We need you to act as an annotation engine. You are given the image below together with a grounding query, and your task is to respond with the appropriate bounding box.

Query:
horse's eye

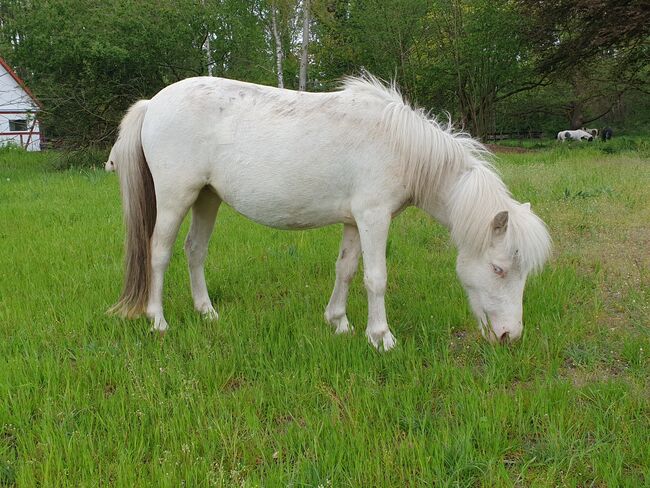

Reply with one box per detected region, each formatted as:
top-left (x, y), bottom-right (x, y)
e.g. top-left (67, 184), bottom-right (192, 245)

top-left (492, 264), bottom-right (504, 276)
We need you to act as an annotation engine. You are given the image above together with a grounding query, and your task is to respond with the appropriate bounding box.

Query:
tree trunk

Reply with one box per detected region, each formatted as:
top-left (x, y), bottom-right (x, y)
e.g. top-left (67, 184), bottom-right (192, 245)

top-left (299, 0), bottom-right (310, 91)
top-left (201, 0), bottom-right (213, 76)
top-left (271, 3), bottom-right (284, 88)
top-left (568, 101), bottom-right (584, 129)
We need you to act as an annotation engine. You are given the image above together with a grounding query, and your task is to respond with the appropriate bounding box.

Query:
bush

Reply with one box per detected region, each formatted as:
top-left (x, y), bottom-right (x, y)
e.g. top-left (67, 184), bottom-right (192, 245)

top-left (599, 136), bottom-right (650, 156)
top-left (0, 145), bottom-right (52, 171)
top-left (51, 147), bottom-right (110, 170)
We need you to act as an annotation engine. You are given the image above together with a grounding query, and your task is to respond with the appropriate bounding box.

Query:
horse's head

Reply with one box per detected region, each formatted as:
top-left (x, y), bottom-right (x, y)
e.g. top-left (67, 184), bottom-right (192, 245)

top-left (455, 203), bottom-right (550, 344)
top-left (577, 130), bottom-right (594, 142)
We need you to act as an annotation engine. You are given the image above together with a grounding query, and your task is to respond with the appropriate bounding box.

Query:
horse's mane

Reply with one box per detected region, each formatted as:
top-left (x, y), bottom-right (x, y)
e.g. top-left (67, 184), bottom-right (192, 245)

top-left (341, 75), bottom-right (488, 205)
top-left (446, 165), bottom-right (552, 274)
top-left (341, 74), bottom-right (551, 273)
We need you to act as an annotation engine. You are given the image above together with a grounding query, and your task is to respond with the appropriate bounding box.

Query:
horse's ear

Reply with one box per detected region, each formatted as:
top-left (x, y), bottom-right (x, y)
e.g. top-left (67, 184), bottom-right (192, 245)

top-left (522, 202), bottom-right (531, 211)
top-left (492, 211), bottom-right (509, 235)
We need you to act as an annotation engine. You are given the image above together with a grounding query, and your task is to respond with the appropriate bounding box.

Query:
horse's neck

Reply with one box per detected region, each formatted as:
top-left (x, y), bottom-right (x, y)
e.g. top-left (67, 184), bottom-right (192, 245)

top-left (419, 162), bottom-right (512, 249)
top-left (416, 164), bottom-right (469, 228)
top-left (418, 191), bottom-right (453, 227)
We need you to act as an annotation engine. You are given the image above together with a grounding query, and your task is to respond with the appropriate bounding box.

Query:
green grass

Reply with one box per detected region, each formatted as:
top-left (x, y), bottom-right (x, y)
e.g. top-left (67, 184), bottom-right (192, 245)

top-left (1, 143), bottom-right (649, 486)
top-left (493, 135), bottom-right (650, 158)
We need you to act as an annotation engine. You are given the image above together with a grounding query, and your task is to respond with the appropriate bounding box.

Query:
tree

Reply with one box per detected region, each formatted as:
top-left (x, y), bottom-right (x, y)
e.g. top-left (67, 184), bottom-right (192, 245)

top-left (270, 1), bottom-right (285, 87)
top-left (1, 0), bottom-right (647, 146)
top-left (299, 0), bottom-right (310, 90)
top-left (515, 0), bottom-right (650, 130)
top-left (1, 0), bottom-right (277, 145)
top-left (312, 0), bottom-right (432, 95)
top-left (2, 0), bottom-right (208, 144)
top-left (520, 0), bottom-right (650, 73)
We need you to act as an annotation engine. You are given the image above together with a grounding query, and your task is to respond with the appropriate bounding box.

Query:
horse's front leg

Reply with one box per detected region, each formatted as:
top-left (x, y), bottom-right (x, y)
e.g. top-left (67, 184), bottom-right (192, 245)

top-left (325, 223), bottom-right (361, 334)
top-left (354, 208), bottom-right (396, 351)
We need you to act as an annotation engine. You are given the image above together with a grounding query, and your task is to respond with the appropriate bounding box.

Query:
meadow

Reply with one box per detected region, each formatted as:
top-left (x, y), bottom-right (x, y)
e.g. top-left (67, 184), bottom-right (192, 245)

top-left (1, 140), bottom-right (648, 486)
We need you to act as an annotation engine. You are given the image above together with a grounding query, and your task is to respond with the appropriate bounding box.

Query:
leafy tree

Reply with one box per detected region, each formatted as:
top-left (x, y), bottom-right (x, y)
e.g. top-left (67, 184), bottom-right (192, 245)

top-left (312, 0), bottom-right (431, 95)
top-left (520, 0), bottom-right (650, 73)
top-left (0, 0), bottom-right (647, 146)
top-left (514, 0), bottom-right (650, 131)
top-left (3, 0), bottom-right (207, 144)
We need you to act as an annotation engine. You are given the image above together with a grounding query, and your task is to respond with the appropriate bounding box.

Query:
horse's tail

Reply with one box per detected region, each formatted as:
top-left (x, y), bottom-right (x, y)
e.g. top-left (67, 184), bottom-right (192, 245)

top-left (108, 100), bottom-right (156, 318)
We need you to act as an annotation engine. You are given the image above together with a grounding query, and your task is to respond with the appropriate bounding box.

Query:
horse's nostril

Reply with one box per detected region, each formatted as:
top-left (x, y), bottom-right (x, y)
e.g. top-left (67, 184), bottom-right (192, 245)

top-left (499, 331), bottom-right (510, 343)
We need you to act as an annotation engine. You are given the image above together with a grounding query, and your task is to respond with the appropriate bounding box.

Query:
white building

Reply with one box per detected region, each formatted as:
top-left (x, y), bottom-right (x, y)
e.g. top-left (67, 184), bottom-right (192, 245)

top-left (0, 57), bottom-right (42, 151)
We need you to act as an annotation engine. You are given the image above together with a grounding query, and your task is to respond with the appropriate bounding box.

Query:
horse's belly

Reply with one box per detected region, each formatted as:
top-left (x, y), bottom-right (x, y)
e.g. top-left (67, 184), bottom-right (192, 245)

top-left (228, 199), bottom-right (352, 230)
top-left (210, 164), bottom-right (354, 229)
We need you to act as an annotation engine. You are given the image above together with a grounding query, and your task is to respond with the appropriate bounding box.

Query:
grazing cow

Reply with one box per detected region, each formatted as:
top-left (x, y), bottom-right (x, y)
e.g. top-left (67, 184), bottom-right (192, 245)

top-left (557, 129), bottom-right (594, 142)
top-left (601, 127), bottom-right (613, 141)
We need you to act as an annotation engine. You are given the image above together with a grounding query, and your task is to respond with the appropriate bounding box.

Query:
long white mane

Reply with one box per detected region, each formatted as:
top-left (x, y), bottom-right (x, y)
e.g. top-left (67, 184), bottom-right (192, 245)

top-left (341, 75), bottom-right (551, 274)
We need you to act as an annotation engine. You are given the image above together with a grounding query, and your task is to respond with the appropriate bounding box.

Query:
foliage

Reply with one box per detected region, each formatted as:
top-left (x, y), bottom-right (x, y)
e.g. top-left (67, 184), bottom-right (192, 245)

top-left (0, 0), bottom-right (647, 145)
top-left (50, 147), bottom-right (110, 170)
top-left (2, 0), bottom-right (206, 145)
top-left (519, 0), bottom-right (650, 73)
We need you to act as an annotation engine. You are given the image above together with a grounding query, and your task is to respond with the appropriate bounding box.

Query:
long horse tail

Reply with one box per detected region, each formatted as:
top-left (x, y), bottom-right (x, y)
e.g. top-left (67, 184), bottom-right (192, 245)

top-left (108, 100), bottom-right (156, 318)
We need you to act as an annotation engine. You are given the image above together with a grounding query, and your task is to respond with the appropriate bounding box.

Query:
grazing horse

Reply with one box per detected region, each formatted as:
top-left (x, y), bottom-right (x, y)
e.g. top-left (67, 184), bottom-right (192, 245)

top-left (601, 127), bottom-right (613, 141)
top-left (583, 128), bottom-right (599, 138)
top-left (557, 129), bottom-right (594, 142)
top-left (108, 76), bottom-right (551, 349)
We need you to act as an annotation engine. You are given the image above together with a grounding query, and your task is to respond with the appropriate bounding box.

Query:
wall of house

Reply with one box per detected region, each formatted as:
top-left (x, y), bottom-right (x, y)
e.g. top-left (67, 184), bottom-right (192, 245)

top-left (0, 66), bottom-right (41, 151)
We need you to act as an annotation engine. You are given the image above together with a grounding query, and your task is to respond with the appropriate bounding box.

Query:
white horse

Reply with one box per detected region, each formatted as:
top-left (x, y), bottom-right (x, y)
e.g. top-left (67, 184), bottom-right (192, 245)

top-left (108, 75), bottom-right (551, 349)
top-left (557, 129), bottom-right (594, 142)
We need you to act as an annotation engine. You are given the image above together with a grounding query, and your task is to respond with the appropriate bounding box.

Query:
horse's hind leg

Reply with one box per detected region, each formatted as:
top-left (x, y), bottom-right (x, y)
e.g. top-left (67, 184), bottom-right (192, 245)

top-left (325, 224), bottom-right (361, 334)
top-left (147, 193), bottom-right (195, 333)
top-left (185, 187), bottom-right (221, 320)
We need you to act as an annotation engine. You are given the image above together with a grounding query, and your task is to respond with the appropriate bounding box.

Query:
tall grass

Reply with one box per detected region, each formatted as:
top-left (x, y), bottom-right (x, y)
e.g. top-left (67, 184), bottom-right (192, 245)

top-left (1, 145), bottom-right (648, 486)
top-left (494, 135), bottom-right (650, 158)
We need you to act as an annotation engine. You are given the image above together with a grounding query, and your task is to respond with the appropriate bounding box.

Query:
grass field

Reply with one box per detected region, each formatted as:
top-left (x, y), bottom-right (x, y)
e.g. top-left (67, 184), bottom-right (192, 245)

top-left (1, 140), bottom-right (649, 486)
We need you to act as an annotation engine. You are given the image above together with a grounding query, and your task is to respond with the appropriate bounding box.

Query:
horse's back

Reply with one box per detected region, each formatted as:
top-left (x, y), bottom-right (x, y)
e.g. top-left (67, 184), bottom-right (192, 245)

top-left (140, 77), bottom-right (409, 229)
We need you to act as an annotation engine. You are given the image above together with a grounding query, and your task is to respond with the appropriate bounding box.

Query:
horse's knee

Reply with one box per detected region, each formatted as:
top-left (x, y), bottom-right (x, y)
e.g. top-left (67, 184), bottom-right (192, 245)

top-left (184, 234), bottom-right (206, 264)
top-left (183, 234), bottom-right (194, 256)
top-left (336, 253), bottom-right (358, 282)
top-left (364, 271), bottom-right (386, 295)
top-left (183, 235), bottom-right (200, 264)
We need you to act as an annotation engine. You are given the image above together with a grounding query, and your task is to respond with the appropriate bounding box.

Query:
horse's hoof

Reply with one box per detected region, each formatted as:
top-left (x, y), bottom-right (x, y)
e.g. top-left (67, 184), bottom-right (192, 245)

top-left (334, 317), bottom-right (353, 334)
top-left (201, 307), bottom-right (219, 321)
top-left (325, 312), bottom-right (353, 334)
top-left (367, 329), bottom-right (396, 351)
top-left (336, 322), bottom-right (354, 334)
top-left (149, 326), bottom-right (167, 338)
top-left (150, 316), bottom-right (169, 335)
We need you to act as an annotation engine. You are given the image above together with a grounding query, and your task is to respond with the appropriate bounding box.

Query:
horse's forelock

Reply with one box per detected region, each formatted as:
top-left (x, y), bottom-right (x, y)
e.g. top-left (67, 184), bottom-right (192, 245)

top-left (506, 205), bottom-right (552, 274)
top-left (448, 165), bottom-right (551, 274)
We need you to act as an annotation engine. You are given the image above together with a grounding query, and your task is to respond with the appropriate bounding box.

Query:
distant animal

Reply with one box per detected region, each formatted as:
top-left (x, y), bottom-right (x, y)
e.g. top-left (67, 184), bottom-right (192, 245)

top-left (601, 127), bottom-right (613, 141)
top-left (108, 75), bottom-right (551, 349)
top-left (557, 129), bottom-right (594, 142)
top-left (583, 128), bottom-right (599, 138)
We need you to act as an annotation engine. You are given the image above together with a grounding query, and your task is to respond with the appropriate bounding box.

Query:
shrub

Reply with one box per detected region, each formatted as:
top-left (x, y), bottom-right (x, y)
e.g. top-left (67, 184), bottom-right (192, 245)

top-left (51, 147), bottom-right (110, 170)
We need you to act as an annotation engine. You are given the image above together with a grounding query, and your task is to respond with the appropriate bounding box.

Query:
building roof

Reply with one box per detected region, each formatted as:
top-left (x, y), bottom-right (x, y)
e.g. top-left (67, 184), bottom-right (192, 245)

top-left (0, 57), bottom-right (43, 110)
